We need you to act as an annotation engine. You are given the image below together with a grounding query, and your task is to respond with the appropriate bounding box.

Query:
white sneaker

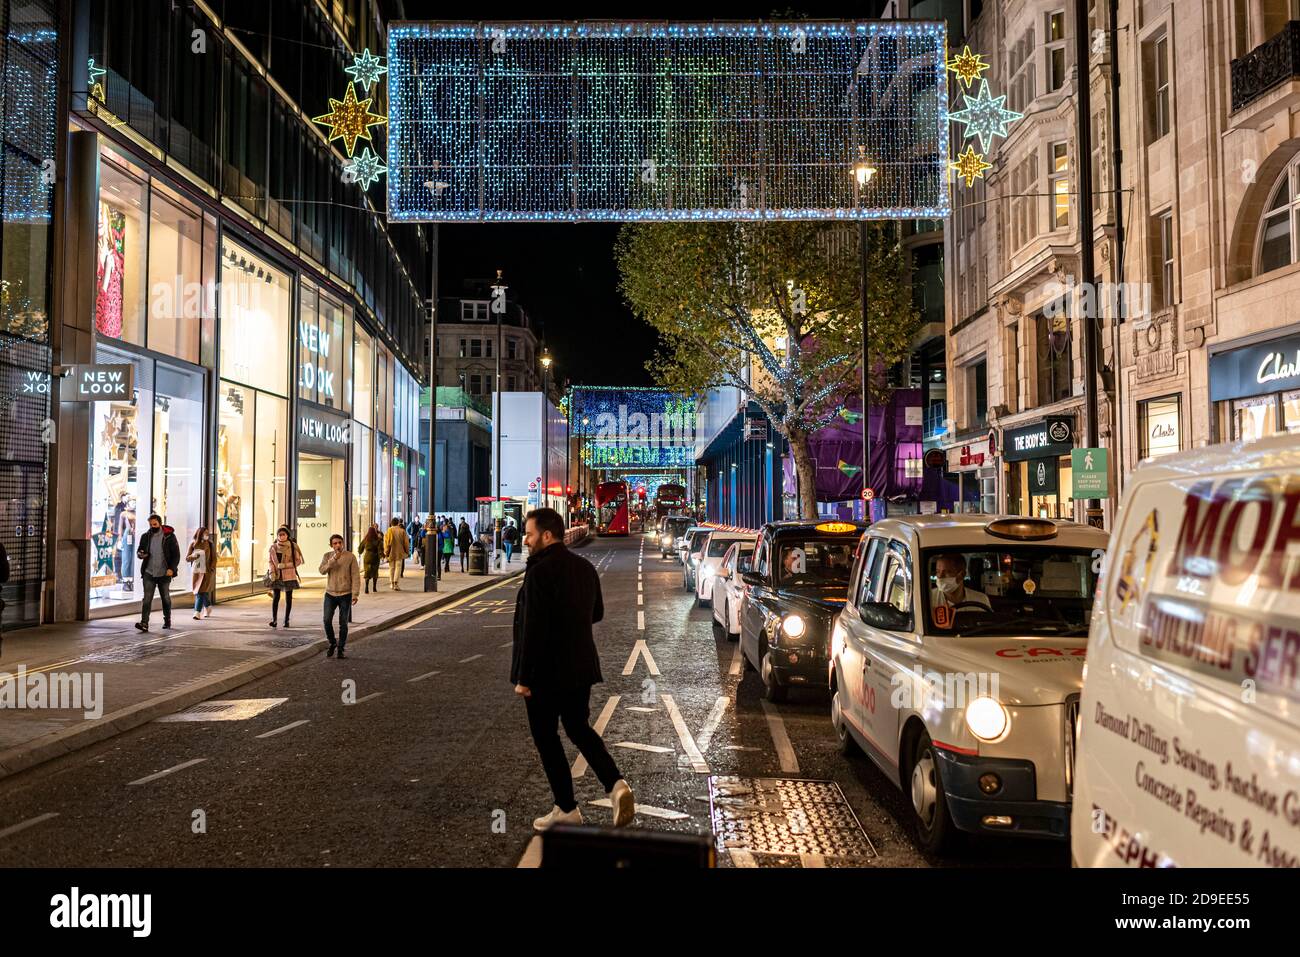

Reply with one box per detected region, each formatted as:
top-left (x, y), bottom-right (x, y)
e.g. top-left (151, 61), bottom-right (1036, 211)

top-left (611, 779), bottom-right (636, 827)
top-left (533, 805), bottom-right (583, 832)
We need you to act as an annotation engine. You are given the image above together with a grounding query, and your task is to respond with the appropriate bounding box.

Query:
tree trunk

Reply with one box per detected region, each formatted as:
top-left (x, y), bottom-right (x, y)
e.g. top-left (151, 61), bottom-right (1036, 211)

top-left (787, 426), bottom-right (820, 520)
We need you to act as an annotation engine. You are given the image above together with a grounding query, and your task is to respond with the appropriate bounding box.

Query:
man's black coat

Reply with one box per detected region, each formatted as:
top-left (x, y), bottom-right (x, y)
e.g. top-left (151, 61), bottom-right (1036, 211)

top-left (511, 542), bottom-right (604, 690)
top-left (135, 524), bottom-right (180, 577)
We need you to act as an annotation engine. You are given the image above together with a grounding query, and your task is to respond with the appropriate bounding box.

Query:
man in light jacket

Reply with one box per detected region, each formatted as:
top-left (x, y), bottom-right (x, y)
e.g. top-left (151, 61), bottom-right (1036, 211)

top-left (320, 534), bottom-right (360, 659)
top-left (382, 517), bottom-right (410, 590)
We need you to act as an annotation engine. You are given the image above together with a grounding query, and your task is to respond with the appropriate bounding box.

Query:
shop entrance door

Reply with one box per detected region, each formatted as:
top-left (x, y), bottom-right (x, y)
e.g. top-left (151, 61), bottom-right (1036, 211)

top-left (297, 453), bottom-right (345, 576)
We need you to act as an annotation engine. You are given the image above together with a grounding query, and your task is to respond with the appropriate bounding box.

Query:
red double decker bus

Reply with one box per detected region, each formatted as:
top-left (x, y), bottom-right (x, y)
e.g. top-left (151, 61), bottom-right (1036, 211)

top-left (595, 480), bottom-right (630, 536)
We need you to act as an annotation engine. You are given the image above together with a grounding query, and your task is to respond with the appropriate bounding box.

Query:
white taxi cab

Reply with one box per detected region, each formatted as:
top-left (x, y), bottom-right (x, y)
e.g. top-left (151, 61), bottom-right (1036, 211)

top-left (830, 515), bottom-right (1108, 852)
top-left (1073, 434), bottom-right (1300, 868)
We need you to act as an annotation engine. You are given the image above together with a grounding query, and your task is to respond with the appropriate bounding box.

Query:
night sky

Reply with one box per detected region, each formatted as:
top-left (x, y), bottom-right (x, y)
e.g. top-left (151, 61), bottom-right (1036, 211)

top-left (409, 3), bottom-right (891, 389)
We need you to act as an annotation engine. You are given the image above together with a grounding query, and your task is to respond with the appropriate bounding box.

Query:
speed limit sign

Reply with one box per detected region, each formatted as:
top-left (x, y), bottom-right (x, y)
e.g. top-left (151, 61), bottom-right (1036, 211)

top-left (861, 487), bottom-right (875, 501)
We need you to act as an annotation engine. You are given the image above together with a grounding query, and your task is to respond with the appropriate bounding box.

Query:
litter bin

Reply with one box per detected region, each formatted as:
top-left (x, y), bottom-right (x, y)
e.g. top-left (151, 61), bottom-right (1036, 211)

top-left (468, 541), bottom-right (487, 576)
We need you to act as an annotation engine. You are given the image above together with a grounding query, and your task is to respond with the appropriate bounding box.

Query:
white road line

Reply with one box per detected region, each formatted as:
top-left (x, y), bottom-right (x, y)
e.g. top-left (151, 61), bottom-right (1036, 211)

top-left (256, 719), bottom-right (309, 739)
top-left (695, 696), bottom-right (730, 752)
top-left (760, 700), bottom-right (800, 773)
top-left (588, 798), bottom-right (688, 821)
top-left (637, 610), bottom-right (645, 630)
top-left (458, 654), bottom-right (483, 664)
top-left (499, 641), bottom-right (512, 648)
top-left (728, 643), bottom-right (743, 676)
top-left (613, 741), bottom-right (674, 754)
top-left (0, 812), bottom-right (59, 840)
top-left (407, 670), bottom-right (442, 683)
top-left (621, 640), bottom-right (660, 676)
top-left (127, 758), bottom-right (207, 786)
top-left (572, 694), bottom-right (620, 779)
top-left (660, 694), bottom-right (709, 773)
top-left (625, 705), bottom-right (657, 713)
top-left (637, 581), bottom-right (642, 591)
top-left (354, 692), bottom-right (384, 704)
top-left (395, 579), bottom-right (518, 629)
top-left (637, 594), bottom-right (643, 605)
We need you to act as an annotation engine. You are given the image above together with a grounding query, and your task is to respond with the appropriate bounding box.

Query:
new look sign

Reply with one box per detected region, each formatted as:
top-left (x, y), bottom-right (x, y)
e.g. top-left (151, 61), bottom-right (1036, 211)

top-left (60, 364), bottom-right (134, 401)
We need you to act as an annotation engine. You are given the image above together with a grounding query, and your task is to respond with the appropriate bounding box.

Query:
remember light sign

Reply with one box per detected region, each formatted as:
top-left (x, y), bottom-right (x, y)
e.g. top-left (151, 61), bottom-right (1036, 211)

top-left (61, 364), bottom-right (133, 401)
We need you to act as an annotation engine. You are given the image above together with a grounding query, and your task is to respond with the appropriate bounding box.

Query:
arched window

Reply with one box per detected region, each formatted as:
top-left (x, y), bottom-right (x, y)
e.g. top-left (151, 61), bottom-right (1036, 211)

top-left (1258, 155), bottom-right (1300, 275)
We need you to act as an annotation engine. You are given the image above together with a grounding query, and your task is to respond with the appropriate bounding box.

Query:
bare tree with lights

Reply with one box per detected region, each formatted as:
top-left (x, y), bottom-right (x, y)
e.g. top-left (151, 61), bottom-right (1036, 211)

top-left (616, 221), bottom-right (920, 520)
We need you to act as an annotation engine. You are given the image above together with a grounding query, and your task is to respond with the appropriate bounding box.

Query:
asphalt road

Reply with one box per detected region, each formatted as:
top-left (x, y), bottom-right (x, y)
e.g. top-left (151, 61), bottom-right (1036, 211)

top-left (0, 534), bottom-right (1064, 867)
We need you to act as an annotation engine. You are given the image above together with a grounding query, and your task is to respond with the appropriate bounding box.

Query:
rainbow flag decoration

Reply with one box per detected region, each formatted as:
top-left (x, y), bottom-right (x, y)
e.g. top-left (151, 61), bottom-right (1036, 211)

top-left (836, 459), bottom-right (861, 477)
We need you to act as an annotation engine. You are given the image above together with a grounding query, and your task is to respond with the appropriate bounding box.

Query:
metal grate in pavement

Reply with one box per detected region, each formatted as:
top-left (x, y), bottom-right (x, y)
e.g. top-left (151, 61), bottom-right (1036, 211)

top-left (156, 698), bottom-right (288, 722)
top-left (708, 776), bottom-right (876, 866)
top-left (253, 635), bottom-right (321, 649)
top-left (81, 642), bottom-right (178, 663)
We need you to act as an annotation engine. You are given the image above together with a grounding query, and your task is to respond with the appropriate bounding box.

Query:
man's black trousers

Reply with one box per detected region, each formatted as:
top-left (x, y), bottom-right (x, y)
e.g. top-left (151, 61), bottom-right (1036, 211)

top-left (524, 684), bottom-right (621, 813)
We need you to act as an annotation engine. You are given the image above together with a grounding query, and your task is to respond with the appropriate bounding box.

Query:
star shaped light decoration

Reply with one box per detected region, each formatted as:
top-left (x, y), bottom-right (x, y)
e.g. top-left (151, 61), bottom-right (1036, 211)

top-left (87, 57), bottom-right (106, 83)
top-left (946, 45), bottom-right (989, 89)
top-left (949, 80), bottom-right (1023, 153)
top-left (345, 48), bottom-right (388, 92)
top-left (311, 84), bottom-right (387, 157)
top-left (951, 145), bottom-right (993, 188)
top-left (345, 146), bottom-right (387, 190)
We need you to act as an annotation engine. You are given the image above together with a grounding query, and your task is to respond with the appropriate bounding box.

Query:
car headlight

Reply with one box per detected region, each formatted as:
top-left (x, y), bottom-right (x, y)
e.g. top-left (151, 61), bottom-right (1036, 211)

top-left (782, 614), bottom-right (806, 638)
top-left (965, 696), bottom-right (1010, 741)
top-left (661, 535), bottom-right (672, 545)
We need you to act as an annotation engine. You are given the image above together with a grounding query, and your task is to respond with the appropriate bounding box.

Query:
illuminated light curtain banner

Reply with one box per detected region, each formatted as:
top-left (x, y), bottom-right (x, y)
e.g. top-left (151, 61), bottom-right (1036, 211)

top-left (386, 20), bottom-right (948, 222)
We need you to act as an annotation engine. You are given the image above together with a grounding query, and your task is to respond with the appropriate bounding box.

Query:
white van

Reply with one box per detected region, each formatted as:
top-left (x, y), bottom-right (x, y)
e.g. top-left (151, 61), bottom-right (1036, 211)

top-left (1072, 433), bottom-right (1300, 868)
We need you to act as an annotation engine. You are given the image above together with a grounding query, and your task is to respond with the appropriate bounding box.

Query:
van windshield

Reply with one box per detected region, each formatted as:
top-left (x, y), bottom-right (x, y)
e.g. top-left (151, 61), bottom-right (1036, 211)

top-left (921, 546), bottom-right (1102, 637)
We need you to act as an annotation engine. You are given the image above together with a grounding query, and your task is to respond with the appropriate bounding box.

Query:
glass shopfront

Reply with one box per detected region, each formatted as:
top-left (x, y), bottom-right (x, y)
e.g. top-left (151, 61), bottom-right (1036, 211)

top-left (216, 240), bottom-right (291, 590)
top-left (1211, 329), bottom-right (1300, 442)
top-left (296, 404), bottom-right (349, 576)
top-left (1003, 417), bottom-right (1075, 519)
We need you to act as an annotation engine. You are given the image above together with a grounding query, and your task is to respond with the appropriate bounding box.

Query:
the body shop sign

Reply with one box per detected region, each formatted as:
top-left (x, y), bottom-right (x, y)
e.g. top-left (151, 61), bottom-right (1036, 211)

top-left (60, 364), bottom-right (133, 401)
top-left (1004, 416), bottom-right (1075, 462)
top-left (1210, 331), bottom-right (1300, 402)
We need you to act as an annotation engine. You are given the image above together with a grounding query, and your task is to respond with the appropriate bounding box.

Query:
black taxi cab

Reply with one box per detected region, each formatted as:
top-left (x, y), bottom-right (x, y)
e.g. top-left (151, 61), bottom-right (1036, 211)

top-left (739, 519), bottom-right (868, 702)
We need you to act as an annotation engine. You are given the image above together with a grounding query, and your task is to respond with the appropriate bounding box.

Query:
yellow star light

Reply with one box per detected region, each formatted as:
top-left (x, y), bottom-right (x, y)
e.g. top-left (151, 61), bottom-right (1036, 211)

top-left (311, 84), bottom-right (387, 157)
top-left (951, 145), bottom-right (992, 188)
top-left (946, 45), bottom-right (990, 89)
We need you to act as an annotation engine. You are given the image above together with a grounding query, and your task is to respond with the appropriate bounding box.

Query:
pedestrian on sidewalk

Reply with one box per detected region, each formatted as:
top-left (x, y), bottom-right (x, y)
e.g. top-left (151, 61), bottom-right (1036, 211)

top-left (267, 525), bottom-right (303, 628)
top-left (441, 519), bottom-right (455, 572)
top-left (319, 533), bottom-right (360, 659)
top-left (502, 519), bottom-right (519, 563)
top-left (187, 526), bottom-right (217, 620)
top-left (407, 515), bottom-right (424, 567)
top-left (359, 524), bottom-right (381, 593)
top-left (457, 519), bottom-right (473, 572)
top-left (134, 514), bottom-right (179, 633)
top-left (383, 517), bottom-right (409, 590)
top-left (512, 507), bottom-right (635, 831)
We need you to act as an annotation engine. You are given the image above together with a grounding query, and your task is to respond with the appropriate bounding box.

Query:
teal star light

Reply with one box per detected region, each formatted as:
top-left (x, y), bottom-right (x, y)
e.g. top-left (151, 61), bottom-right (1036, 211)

top-left (345, 146), bottom-right (387, 190)
top-left (948, 79), bottom-right (1022, 153)
top-left (87, 57), bottom-right (106, 83)
top-left (345, 48), bottom-right (387, 92)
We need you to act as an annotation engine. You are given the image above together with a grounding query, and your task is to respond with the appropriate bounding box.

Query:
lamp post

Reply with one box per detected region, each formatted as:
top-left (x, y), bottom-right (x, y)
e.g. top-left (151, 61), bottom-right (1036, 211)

top-left (424, 224), bottom-right (439, 592)
top-left (852, 149), bottom-right (877, 521)
top-left (491, 270), bottom-right (507, 567)
top-left (581, 415), bottom-right (590, 523)
top-left (541, 347), bottom-right (552, 512)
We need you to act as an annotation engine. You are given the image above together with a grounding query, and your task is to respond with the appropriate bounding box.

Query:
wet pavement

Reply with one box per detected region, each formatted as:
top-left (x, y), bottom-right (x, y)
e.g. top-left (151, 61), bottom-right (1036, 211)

top-left (0, 533), bottom-right (1065, 867)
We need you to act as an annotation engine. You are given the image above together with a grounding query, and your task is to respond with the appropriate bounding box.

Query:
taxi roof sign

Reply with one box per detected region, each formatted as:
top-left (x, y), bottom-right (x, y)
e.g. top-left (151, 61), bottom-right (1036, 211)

top-left (815, 521), bottom-right (860, 534)
top-left (984, 518), bottom-right (1059, 541)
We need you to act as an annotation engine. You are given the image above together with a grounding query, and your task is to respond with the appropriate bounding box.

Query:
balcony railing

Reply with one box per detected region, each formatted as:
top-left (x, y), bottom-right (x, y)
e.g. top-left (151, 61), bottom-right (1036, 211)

top-left (1232, 21), bottom-right (1300, 113)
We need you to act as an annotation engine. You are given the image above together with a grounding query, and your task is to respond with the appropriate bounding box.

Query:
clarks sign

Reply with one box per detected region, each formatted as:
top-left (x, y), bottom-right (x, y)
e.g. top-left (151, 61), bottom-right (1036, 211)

top-left (1210, 333), bottom-right (1300, 402)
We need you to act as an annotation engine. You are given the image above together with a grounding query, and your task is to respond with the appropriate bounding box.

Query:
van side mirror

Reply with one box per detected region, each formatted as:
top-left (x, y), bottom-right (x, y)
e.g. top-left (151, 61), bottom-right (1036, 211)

top-left (860, 601), bottom-right (911, 632)
top-left (741, 571), bottom-right (765, 587)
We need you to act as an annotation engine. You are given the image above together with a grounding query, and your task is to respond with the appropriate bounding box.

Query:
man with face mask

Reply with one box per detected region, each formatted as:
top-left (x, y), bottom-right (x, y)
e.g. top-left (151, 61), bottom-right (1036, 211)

top-left (930, 553), bottom-right (991, 621)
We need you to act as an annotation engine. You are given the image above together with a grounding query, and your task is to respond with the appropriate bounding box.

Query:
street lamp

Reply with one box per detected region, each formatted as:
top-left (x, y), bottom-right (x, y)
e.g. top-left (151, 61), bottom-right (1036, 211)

top-left (852, 147), bottom-right (876, 521)
top-left (491, 270), bottom-right (507, 566)
top-left (541, 347), bottom-right (552, 511)
top-left (581, 415), bottom-right (590, 522)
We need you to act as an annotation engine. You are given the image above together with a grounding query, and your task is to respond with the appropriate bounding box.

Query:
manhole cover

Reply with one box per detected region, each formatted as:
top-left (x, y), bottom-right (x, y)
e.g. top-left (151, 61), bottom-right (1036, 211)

top-left (708, 776), bottom-right (876, 866)
top-left (82, 643), bottom-right (176, 663)
top-left (254, 635), bottom-right (320, 649)
top-left (157, 698), bottom-right (288, 722)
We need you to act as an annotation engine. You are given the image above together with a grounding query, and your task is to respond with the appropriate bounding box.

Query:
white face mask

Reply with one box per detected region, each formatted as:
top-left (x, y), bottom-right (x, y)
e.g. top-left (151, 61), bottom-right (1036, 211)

top-left (936, 576), bottom-right (963, 597)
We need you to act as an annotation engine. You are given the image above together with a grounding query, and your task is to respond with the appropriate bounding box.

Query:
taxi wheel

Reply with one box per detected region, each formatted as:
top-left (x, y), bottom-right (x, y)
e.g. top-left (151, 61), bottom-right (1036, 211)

top-left (761, 648), bottom-right (789, 703)
top-left (831, 687), bottom-right (858, 757)
top-left (909, 734), bottom-right (956, 854)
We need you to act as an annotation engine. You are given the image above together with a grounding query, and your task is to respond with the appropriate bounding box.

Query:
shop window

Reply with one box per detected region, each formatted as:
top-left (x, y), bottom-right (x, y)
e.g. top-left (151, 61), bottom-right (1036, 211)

top-left (298, 283), bottom-right (351, 412)
top-left (1138, 394), bottom-right (1181, 458)
top-left (146, 185), bottom-right (204, 364)
top-left (152, 363), bottom-right (205, 564)
top-left (215, 383), bottom-right (287, 588)
top-left (88, 347), bottom-right (153, 608)
top-left (1232, 395), bottom-right (1277, 441)
top-left (352, 422), bottom-right (373, 551)
top-left (354, 329), bottom-right (374, 427)
top-left (96, 159), bottom-right (148, 346)
top-left (219, 240), bottom-right (290, 396)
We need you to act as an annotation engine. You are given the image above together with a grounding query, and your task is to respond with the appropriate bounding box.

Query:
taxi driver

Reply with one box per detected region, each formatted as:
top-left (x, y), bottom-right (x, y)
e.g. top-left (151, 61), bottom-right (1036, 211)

top-left (930, 553), bottom-right (992, 621)
top-left (782, 546), bottom-right (806, 577)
